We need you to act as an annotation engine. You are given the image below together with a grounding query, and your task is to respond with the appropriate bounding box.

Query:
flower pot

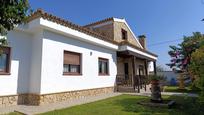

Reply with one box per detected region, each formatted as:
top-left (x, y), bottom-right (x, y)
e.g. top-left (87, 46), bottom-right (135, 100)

top-left (150, 80), bottom-right (162, 103)
top-left (151, 80), bottom-right (159, 85)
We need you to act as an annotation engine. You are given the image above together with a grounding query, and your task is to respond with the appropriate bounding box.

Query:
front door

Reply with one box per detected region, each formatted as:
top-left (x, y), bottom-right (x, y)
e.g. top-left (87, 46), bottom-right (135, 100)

top-left (124, 63), bottom-right (129, 79)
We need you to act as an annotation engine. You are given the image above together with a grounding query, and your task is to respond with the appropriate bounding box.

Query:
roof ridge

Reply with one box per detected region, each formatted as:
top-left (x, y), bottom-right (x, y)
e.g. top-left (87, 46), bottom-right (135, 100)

top-left (83, 17), bottom-right (114, 27)
top-left (26, 9), bottom-right (117, 44)
top-left (25, 9), bottom-right (157, 57)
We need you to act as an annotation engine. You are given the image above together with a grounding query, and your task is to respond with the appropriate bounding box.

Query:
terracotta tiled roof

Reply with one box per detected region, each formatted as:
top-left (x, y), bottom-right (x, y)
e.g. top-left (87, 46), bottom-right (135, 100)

top-left (26, 9), bottom-right (118, 45)
top-left (83, 17), bottom-right (114, 28)
top-left (26, 9), bottom-right (157, 57)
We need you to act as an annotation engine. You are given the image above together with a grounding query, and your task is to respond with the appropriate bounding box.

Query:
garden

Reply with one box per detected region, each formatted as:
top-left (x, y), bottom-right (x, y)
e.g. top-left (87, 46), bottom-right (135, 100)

top-left (8, 94), bottom-right (204, 115)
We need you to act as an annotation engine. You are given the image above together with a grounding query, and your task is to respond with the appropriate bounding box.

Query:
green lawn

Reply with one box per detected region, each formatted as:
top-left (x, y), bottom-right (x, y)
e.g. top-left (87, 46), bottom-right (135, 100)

top-left (8, 94), bottom-right (204, 115)
top-left (7, 112), bottom-right (22, 115)
top-left (39, 94), bottom-right (203, 115)
top-left (163, 86), bottom-right (200, 93)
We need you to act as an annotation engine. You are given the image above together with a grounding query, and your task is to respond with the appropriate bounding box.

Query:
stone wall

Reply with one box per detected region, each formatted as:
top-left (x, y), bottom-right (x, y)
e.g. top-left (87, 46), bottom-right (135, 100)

top-left (39, 87), bottom-right (114, 105)
top-left (92, 23), bottom-right (114, 40)
top-left (0, 87), bottom-right (114, 107)
top-left (113, 22), bottom-right (141, 48)
top-left (18, 87), bottom-right (114, 106)
top-left (117, 57), bottom-right (133, 76)
top-left (135, 58), bottom-right (146, 75)
top-left (0, 95), bottom-right (18, 107)
top-left (18, 94), bottom-right (40, 105)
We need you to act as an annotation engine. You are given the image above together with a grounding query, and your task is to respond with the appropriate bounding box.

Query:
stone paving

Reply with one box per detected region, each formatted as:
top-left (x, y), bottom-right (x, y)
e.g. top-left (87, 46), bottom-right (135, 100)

top-left (124, 92), bottom-right (198, 97)
top-left (0, 93), bottom-right (122, 115)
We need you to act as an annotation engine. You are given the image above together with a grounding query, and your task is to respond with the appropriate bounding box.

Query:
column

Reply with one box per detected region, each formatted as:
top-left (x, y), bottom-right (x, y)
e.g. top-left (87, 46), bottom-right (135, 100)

top-left (153, 61), bottom-right (157, 75)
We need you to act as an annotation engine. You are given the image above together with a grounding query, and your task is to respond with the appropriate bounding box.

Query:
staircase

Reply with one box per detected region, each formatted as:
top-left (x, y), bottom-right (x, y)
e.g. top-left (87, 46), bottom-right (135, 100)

top-left (116, 86), bottom-right (135, 92)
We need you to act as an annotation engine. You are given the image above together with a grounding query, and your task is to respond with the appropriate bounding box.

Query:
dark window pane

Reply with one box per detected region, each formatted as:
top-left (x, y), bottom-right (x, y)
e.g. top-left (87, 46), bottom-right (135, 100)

top-left (63, 51), bottom-right (81, 75)
top-left (105, 62), bottom-right (108, 73)
top-left (98, 58), bottom-right (109, 75)
top-left (121, 29), bottom-right (127, 40)
top-left (99, 61), bottom-right (102, 73)
top-left (63, 64), bottom-right (80, 73)
top-left (0, 54), bottom-right (7, 72)
top-left (70, 65), bottom-right (79, 73)
top-left (63, 64), bottom-right (70, 73)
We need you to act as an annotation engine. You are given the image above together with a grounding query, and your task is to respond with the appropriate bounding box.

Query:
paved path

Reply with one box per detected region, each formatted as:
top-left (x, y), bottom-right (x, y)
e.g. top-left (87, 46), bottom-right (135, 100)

top-left (0, 93), bottom-right (122, 115)
top-left (124, 92), bottom-right (198, 97)
top-left (132, 84), bottom-right (198, 97)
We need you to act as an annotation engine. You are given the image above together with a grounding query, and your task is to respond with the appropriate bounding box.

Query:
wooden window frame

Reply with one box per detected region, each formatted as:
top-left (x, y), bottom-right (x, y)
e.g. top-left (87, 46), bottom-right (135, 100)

top-left (121, 29), bottom-right (128, 40)
top-left (0, 46), bottom-right (11, 75)
top-left (63, 50), bottom-right (82, 76)
top-left (98, 57), bottom-right (109, 76)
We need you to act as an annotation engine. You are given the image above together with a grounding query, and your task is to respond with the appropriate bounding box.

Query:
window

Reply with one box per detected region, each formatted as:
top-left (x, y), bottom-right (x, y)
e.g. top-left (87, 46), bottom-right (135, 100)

top-left (0, 47), bottom-right (11, 74)
top-left (63, 51), bottom-right (81, 75)
top-left (121, 29), bottom-right (127, 40)
top-left (139, 65), bottom-right (144, 76)
top-left (98, 58), bottom-right (109, 75)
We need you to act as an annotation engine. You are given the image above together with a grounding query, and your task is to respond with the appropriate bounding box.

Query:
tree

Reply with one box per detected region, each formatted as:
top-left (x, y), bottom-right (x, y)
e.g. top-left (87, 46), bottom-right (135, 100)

top-left (167, 32), bottom-right (204, 72)
top-left (0, 0), bottom-right (31, 46)
top-left (189, 46), bottom-right (204, 96)
top-left (167, 32), bottom-right (204, 90)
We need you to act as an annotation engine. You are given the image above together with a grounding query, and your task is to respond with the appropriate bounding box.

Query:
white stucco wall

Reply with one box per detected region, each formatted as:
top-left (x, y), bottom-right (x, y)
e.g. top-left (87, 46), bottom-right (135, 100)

top-left (40, 30), bottom-right (117, 94)
top-left (0, 30), bottom-right (33, 96)
top-left (28, 30), bottom-right (43, 94)
top-left (0, 17), bottom-right (157, 96)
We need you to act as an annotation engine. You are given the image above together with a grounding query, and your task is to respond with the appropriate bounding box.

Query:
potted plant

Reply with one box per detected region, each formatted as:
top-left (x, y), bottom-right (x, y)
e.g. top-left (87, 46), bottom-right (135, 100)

top-left (149, 75), bottom-right (163, 103)
top-left (150, 75), bottom-right (160, 85)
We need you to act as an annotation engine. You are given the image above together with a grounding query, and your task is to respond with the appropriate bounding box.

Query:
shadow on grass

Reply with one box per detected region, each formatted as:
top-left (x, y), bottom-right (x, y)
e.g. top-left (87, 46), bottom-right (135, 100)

top-left (164, 86), bottom-right (201, 94)
top-left (113, 95), bottom-right (172, 115)
top-left (114, 94), bottom-right (204, 115)
top-left (167, 95), bottom-right (204, 115)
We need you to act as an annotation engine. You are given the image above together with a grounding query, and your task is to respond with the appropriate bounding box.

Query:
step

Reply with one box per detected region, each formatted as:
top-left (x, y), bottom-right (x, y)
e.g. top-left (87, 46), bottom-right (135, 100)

top-left (117, 86), bottom-right (135, 92)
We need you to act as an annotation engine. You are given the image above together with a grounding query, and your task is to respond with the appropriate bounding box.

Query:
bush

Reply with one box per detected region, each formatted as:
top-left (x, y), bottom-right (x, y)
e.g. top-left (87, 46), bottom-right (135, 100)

top-left (189, 46), bottom-right (204, 98)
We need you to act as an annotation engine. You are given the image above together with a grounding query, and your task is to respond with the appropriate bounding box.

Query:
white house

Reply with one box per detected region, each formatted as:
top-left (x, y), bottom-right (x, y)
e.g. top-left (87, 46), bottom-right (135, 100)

top-left (0, 9), bottom-right (157, 106)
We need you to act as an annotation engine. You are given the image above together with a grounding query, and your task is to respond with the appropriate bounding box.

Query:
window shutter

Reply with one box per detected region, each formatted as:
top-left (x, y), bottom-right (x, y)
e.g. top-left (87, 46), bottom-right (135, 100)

top-left (64, 51), bottom-right (80, 65)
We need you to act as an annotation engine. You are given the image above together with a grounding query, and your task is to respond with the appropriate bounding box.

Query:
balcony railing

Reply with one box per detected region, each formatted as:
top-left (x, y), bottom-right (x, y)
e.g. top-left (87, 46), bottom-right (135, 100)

top-left (116, 74), bottom-right (133, 87)
top-left (116, 74), bottom-right (148, 92)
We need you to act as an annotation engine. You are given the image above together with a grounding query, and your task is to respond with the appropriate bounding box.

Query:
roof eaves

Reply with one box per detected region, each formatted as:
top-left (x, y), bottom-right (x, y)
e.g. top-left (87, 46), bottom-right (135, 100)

top-left (26, 9), bottom-right (118, 45)
top-left (26, 9), bottom-right (157, 58)
top-left (119, 41), bottom-right (158, 57)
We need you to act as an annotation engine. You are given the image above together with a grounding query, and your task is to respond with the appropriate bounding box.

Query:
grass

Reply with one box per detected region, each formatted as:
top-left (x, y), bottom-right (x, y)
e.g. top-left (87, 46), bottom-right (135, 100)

top-left (6, 112), bottom-right (22, 115)
top-left (163, 86), bottom-right (200, 93)
top-left (38, 94), bottom-right (203, 115)
top-left (8, 94), bottom-right (204, 115)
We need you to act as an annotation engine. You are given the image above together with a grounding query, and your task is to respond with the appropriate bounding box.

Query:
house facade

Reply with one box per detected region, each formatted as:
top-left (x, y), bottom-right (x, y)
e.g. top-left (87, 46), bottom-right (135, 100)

top-left (0, 9), bottom-right (157, 107)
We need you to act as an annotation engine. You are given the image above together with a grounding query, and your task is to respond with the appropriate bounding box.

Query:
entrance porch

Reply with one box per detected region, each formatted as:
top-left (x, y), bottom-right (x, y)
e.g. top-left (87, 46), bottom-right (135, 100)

top-left (116, 50), bottom-right (157, 93)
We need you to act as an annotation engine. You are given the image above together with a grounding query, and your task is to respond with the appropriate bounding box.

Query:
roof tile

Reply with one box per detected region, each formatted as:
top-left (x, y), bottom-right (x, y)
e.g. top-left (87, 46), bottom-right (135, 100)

top-left (26, 9), bottom-right (157, 57)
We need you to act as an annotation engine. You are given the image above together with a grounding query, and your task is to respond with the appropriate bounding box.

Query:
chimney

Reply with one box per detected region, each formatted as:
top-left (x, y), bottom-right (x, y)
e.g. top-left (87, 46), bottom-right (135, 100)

top-left (138, 35), bottom-right (147, 49)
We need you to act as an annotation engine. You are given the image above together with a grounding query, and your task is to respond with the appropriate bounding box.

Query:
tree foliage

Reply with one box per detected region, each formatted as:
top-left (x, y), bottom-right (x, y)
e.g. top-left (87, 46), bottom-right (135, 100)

top-left (189, 46), bottom-right (204, 95)
top-left (0, 0), bottom-right (30, 36)
top-left (167, 32), bottom-right (204, 72)
top-left (167, 32), bottom-right (204, 98)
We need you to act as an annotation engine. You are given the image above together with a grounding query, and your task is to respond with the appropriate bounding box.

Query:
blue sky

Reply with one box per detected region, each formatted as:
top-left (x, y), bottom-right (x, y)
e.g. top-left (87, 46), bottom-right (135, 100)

top-left (29, 0), bottom-right (204, 70)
